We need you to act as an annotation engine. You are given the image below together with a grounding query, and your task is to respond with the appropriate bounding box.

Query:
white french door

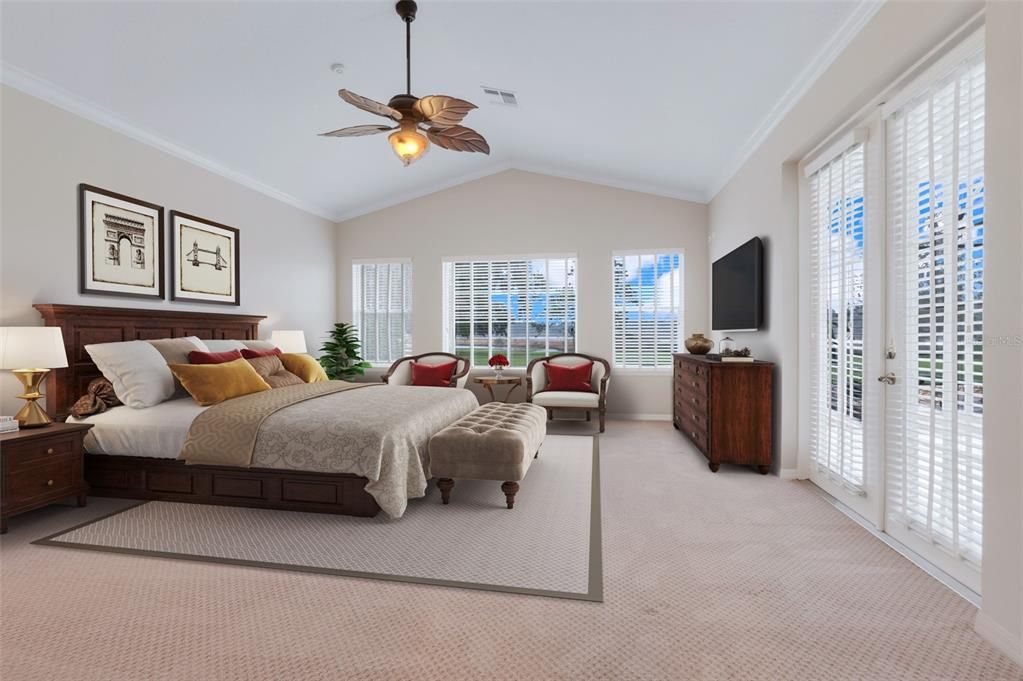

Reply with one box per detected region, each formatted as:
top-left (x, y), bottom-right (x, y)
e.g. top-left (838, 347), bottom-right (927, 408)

top-left (882, 47), bottom-right (985, 592)
top-left (807, 129), bottom-right (885, 524)
top-left (805, 32), bottom-right (985, 592)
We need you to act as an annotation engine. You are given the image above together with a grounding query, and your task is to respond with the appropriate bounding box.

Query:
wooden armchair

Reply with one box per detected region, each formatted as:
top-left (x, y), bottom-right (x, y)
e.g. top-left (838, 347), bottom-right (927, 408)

top-left (526, 353), bottom-right (611, 432)
top-left (381, 352), bottom-right (471, 389)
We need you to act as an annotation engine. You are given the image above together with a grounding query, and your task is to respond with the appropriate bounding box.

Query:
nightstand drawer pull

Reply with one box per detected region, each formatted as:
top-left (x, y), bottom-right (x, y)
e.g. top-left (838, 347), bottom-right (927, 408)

top-left (47, 448), bottom-right (54, 455)
top-left (46, 479), bottom-right (54, 487)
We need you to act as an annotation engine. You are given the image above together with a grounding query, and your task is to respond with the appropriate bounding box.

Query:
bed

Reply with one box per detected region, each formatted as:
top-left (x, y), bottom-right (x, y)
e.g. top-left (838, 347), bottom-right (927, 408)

top-left (36, 304), bottom-right (478, 518)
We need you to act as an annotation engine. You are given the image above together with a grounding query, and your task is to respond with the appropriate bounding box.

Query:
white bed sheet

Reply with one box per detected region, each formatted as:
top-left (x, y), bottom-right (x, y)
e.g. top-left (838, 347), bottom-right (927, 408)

top-left (67, 398), bottom-right (208, 459)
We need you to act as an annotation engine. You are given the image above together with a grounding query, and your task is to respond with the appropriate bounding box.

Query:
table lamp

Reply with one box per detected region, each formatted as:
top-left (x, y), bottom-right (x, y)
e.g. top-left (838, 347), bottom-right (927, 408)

top-left (0, 327), bottom-right (68, 427)
top-left (270, 330), bottom-right (307, 354)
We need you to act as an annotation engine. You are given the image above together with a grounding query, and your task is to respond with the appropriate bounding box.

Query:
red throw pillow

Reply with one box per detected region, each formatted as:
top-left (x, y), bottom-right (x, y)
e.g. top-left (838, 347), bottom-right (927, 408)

top-left (240, 347), bottom-right (282, 359)
top-left (189, 349), bottom-right (244, 365)
top-left (545, 361), bottom-right (594, 392)
top-left (410, 360), bottom-right (458, 387)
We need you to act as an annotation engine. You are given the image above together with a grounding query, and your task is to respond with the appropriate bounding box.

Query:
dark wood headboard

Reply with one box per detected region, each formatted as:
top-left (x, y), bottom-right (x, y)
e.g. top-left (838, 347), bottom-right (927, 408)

top-left (34, 304), bottom-right (266, 419)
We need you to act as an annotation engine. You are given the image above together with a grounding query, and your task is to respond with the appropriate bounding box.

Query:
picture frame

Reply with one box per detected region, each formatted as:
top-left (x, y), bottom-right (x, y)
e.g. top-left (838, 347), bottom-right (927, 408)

top-left (170, 211), bottom-right (240, 306)
top-left (79, 184), bottom-right (165, 300)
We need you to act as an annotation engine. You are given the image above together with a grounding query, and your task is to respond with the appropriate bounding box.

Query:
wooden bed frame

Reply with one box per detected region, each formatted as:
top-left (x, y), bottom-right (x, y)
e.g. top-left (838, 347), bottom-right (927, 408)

top-left (34, 304), bottom-right (380, 517)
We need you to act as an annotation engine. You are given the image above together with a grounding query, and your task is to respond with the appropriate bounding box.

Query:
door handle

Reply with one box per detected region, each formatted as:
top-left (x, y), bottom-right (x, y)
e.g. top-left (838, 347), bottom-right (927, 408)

top-left (877, 372), bottom-right (896, 385)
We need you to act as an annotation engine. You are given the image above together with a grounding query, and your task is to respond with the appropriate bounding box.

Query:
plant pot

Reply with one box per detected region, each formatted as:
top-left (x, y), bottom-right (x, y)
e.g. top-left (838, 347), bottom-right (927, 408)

top-left (684, 333), bottom-right (714, 355)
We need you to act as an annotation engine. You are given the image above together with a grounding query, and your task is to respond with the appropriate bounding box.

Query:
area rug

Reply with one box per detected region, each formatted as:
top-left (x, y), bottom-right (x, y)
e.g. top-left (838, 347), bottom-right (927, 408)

top-left (35, 435), bottom-right (602, 601)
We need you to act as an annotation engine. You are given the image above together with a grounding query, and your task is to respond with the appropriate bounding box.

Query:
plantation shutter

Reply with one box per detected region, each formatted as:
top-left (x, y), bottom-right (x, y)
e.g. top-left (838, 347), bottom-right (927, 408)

top-left (352, 260), bottom-right (412, 364)
top-left (612, 252), bottom-right (683, 369)
top-left (443, 256), bottom-right (577, 367)
top-left (808, 143), bottom-right (867, 491)
top-left (884, 50), bottom-right (985, 568)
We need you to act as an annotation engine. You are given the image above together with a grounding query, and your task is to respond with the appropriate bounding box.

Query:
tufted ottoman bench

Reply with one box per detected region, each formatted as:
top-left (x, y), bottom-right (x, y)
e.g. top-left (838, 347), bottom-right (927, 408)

top-left (429, 402), bottom-right (547, 509)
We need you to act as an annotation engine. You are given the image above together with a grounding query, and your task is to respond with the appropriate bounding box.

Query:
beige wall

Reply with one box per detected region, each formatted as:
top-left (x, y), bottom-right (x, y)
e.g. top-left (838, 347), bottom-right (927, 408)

top-left (0, 85), bottom-right (338, 415)
top-left (708, 0), bottom-right (1022, 663)
top-left (335, 169), bottom-right (709, 416)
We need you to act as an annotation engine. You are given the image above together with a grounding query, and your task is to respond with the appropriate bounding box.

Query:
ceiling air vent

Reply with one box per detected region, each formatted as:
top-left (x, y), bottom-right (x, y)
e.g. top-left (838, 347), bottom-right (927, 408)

top-left (481, 87), bottom-right (518, 107)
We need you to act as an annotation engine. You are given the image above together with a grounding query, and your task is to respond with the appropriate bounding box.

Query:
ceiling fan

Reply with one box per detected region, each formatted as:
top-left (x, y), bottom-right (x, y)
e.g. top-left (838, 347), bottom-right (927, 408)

top-left (319, 0), bottom-right (490, 167)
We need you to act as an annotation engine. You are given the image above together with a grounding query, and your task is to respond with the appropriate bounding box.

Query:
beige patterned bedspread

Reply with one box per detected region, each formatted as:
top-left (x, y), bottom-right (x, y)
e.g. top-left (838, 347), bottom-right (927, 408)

top-left (180, 382), bottom-right (479, 518)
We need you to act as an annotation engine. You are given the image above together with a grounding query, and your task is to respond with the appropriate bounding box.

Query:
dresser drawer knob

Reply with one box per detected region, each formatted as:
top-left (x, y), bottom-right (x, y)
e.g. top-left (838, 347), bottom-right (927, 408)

top-left (46, 479), bottom-right (54, 487)
top-left (46, 448), bottom-right (54, 454)
top-left (691, 431), bottom-right (697, 439)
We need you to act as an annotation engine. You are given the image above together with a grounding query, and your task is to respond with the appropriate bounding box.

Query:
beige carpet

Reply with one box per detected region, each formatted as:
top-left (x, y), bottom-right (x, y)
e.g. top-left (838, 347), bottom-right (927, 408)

top-left (34, 435), bottom-right (600, 600)
top-left (1, 420), bottom-right (1020, 681)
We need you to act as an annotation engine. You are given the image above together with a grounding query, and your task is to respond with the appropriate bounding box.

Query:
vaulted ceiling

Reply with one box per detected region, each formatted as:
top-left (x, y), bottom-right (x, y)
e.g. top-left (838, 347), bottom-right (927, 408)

top-left (1, 1), bottom-right (870, 220)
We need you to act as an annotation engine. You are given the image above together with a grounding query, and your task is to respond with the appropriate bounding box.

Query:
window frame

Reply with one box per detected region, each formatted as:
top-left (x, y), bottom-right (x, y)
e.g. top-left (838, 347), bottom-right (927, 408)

top-left (351, 257), bottom-right (413, 367)
top-left (441, 253), bottom-right (579, 369)
top-left (610, 248), bottom-right (686, 374)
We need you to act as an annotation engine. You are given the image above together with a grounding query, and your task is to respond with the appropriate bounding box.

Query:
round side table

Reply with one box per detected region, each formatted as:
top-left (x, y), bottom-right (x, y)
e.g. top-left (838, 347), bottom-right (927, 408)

top-left (472, 375), bottom-right (523, 403)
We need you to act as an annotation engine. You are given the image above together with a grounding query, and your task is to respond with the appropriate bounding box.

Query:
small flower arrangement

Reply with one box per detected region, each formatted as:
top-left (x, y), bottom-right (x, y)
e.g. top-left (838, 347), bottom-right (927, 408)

top-left (488, 354), bottom-right (510, 375)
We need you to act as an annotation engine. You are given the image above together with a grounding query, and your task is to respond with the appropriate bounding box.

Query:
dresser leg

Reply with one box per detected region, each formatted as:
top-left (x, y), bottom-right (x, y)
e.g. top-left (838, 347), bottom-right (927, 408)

top-left (77, 492), bottom-right (88, 507)
top-left (708, 462), bottom-right (720, 473)
top-left (0, 516), bottom-right (7, 534)
top-left (757, 465), bottom-right (770, 475)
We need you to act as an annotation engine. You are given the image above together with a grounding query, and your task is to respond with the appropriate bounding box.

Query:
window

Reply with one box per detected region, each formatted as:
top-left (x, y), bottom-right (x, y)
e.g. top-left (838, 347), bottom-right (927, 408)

top-left (352, 260), bottom-right (412, 365)
top-left (884, 50), bottom-right (985, 567)
top-left (443, 256), bottom-right (576, 367)
top-left (612, 251), bottom-right (683, 369)
top-left (808, 142), bottom-right (867, 491)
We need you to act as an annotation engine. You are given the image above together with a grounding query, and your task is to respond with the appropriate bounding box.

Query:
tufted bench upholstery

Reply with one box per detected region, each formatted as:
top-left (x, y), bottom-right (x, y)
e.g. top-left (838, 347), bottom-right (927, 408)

top-left (429, 402), bottom-right (547, 509)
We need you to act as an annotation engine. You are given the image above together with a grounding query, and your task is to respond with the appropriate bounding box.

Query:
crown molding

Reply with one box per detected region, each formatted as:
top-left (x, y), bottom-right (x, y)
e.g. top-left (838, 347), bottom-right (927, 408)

top-left (704, 0), bottom-right (884, 202)
top-left (0, 61), bottom-right (338, 221)
top-left (506, 160), bottom-right (708, 205)
top-left (334, 160), bottom-right (707, 223)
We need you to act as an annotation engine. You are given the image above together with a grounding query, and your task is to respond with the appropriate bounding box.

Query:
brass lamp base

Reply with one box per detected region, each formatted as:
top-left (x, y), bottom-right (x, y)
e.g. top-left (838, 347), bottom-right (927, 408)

top-left (12, 369), bottom-right (53, 428)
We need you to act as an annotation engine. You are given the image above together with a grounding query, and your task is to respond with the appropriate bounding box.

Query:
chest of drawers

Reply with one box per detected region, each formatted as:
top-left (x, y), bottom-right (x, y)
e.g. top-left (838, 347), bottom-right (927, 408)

top-left (673, 354), bottom-right (773, 474)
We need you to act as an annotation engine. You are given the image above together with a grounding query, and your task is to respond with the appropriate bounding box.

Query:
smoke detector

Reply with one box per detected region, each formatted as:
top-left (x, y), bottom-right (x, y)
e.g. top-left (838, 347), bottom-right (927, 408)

top-left (330, 63), bottom-right (346, 75)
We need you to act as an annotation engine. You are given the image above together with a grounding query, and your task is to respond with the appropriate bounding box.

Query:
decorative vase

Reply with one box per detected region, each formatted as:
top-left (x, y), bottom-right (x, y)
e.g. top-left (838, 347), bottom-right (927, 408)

top-left (493, 365), bottom-right (505, 377)
top-left (684, 333), bottom-right (714, 355)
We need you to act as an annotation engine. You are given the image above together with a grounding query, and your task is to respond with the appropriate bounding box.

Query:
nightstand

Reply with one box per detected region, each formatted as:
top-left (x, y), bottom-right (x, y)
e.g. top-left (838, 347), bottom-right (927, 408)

top-left (0, 422), bottom-right (93, 533)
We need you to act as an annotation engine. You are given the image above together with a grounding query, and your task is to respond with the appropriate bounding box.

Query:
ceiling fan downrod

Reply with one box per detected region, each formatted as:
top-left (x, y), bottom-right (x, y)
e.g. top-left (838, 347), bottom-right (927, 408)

top-left (396, 0), bottom-right (417, 96)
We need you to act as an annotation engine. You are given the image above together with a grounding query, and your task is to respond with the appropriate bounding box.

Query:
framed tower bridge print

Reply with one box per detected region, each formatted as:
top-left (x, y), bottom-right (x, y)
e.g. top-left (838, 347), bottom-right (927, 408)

top-left (170, 210), bottom-right (241, 305)
top-left (79, 184), bottom-right (165, 300)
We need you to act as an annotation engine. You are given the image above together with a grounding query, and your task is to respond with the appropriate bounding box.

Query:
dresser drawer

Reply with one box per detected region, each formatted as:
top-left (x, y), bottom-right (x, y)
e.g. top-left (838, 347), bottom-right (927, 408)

top-left (6, 454), bottom-right (77, 505)
top-left (4, 437), bottom-right (75, 473)
top-left (676, 359), bottom-right (709, 379)
top-left (679, 417), bottom-right (708, 453)
top-left (675, 401), bottom-right (709, 431)
top-left (675, 372), bottom-right (707, 398)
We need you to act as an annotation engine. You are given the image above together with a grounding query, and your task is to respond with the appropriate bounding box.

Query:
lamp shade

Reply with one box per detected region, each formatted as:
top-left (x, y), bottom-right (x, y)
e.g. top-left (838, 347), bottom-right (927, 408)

top-left (270, 330), bottom-right (307, 354)
top-left (0, 327), bottom-right (68, 370)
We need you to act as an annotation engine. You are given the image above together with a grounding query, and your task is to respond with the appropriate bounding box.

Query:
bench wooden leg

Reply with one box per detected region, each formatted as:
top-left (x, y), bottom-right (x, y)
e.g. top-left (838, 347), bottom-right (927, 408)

top-left (586, 410), bottom-right (591, 422)
top-left (501, 481), bottom-right (520, 509)
top-left (599, 409), bottom-right (606, 433)
top-left (437, 478), bottom-right (454, 504)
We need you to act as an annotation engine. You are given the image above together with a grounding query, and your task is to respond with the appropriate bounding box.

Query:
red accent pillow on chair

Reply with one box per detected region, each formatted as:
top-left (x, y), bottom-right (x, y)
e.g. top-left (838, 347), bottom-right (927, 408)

top-left (545, 361), bottom-right (594, 392)
top-left (410, 360), bottom-right (458, 387)
top-left (189, 349), bottom-right (244, 365)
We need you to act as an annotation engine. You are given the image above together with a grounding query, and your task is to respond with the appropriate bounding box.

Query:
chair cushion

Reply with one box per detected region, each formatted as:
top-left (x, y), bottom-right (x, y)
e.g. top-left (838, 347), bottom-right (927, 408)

top-left (545, 360), bottom-right (594, 392)
top-left (411, 360), bottom-right (457, 387)
top-left (531, 390), bottom-right (600, 408)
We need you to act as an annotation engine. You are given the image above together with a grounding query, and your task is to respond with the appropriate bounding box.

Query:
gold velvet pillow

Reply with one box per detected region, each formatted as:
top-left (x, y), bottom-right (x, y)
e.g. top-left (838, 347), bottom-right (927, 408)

top-left (279, 353), bottom-right (329, 383)
top-left (168, 359), bottom-right (271, 406)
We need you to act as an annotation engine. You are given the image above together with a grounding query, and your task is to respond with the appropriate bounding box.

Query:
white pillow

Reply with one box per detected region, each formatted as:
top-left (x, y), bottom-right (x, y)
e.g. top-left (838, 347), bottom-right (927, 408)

top-left (203, 339), bottom-right (246, 353)
top-left (85, 339), bottom-right (203, 409)
top-left (242, 340), bottom-right (276, 351)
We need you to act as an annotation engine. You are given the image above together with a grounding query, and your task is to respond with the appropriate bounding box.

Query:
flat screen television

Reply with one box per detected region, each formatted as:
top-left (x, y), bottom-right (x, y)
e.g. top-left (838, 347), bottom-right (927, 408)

top-left (712, 237), bottom-right (764, 331)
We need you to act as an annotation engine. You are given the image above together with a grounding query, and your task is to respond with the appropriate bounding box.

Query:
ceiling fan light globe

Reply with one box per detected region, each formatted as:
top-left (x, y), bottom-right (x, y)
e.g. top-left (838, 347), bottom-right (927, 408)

top-left (388, 125), bottom-right (429, 166)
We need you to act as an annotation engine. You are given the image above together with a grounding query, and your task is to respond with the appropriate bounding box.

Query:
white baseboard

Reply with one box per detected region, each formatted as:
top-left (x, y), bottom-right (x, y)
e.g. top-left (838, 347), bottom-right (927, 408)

top-left (779, 468), bottom-right (806, 480)
top-left (975, 611), bottom-right (1023, 666)
top-left (608, 413), bottom-right (672, 421)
